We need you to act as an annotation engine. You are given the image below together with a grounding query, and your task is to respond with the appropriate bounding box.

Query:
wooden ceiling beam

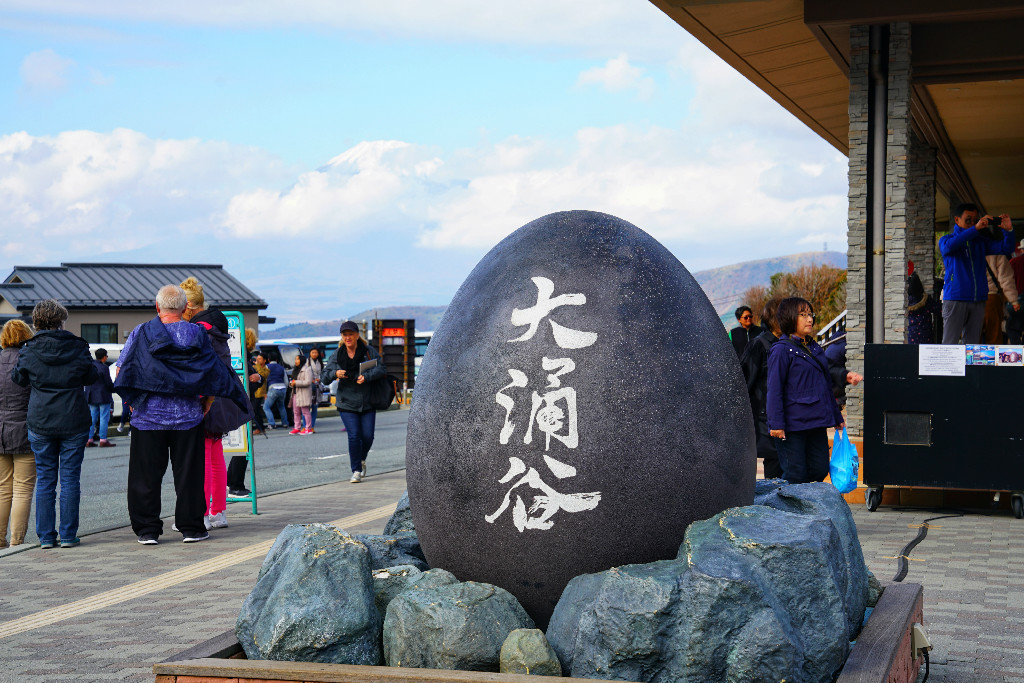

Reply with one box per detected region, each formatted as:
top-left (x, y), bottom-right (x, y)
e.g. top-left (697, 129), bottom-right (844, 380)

top-left (910, 85), bottom-right (981, 208)
top-left (805, 0), bottom-right (1024, 26)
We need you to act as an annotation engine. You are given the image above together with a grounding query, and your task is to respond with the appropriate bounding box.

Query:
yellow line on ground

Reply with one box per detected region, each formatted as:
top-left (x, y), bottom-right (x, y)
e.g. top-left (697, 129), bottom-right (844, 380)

top-left (0, 503), bottom-right (396, 640)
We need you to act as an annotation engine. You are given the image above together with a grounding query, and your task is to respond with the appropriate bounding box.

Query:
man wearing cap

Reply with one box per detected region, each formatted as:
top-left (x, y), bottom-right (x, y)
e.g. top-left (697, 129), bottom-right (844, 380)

top-left (322, 321), bottom-right (386, 483)
top-left (939, 202), bottom-right (1015, 344)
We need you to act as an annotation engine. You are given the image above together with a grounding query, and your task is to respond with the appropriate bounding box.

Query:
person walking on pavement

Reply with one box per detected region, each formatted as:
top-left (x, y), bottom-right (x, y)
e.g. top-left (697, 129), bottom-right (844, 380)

top-left (262, 358), bottom-right (289, 429)
top-left (322, 321), bottom-right (385, 483)
top-left (12, 299), bottom-right (98, 549)
top-left (115, 285), bottom-right (249, 545)
top-left (84, 348), bottom-right (117, 448)
top-left (0, 319), bottom-right (36, 548)
top-left (289, 353), bottom-right (314, 435)
top-left (306, 347), bottom-right (324, 433)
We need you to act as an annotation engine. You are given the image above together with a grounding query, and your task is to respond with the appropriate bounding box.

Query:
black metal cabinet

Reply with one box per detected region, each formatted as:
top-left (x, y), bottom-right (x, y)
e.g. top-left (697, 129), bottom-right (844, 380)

top-left (863, 343), bottom-right (1024, 516)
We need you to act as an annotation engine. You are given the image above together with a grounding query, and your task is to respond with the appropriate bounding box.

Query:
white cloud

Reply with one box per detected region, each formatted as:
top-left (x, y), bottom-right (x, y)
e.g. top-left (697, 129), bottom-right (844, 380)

top-left (577, 54), bottom-right (654, 100)
top-left (4, 0), bottom-right (689, 61)
top-left (0, 118), bottom-right (847, 315)
top-left (0, 129), bottom-right (292, 261)
top-left (19, 48), bottom-right (75, 93)
top-left (218, 121), bottom-right (848, 263)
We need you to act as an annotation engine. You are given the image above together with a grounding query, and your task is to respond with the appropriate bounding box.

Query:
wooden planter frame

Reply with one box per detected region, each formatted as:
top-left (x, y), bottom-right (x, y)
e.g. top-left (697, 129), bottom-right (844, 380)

top-left (155, 582), bottom-right (924, 683)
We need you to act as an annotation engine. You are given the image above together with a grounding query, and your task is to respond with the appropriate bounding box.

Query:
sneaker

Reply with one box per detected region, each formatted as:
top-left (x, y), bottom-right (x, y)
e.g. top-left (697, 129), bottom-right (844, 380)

top-left (59, 538), bottom-right (81, 548)
top-left (85, 440), bottom-right (97, 447)
top-left (171, 523), bottom-right (179, 532)
top-left (183, 531), bottom-right (210, 543)
top-left (204, 515), bottom-right (212, 530)
top-left (98, 439), bottom-right (115, 447)
top-left (39, 540), bottom-right (56, 549)
top-left (289, 428), bottom-right (301, 434)
top-left (350, 471), bottom-right (363, 483)
top-left (137, 534), bottom-right (159, 545)
top-left (227, 488), bottom-right (251, 498)
top-left (299, 428), bottom-right (311, 435)
top-left (117, 423), bottom-right (128, 433)
top-left (361, 460), bottom-right (367, 477)
top-left (207, 511), bottom-right (228, 529)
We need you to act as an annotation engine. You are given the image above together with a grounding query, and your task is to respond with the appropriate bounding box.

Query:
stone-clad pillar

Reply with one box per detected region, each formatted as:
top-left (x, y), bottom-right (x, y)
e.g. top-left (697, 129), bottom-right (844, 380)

top-left (907, 130), bottom-right (937, 294)
top-left (845, 25), bottom-right (870, 436)
top-left (846, 22), bottom-right (936, 436)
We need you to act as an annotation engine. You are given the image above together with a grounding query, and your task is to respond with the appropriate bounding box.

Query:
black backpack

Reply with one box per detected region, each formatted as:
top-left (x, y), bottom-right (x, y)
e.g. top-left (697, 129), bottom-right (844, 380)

top-left (369, 373), bottom-right (398, 410)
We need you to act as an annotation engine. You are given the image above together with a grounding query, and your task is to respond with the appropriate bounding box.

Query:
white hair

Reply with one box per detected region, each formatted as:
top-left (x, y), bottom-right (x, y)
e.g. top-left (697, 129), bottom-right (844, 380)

top-left (155, 285), bottom-right (187, 313)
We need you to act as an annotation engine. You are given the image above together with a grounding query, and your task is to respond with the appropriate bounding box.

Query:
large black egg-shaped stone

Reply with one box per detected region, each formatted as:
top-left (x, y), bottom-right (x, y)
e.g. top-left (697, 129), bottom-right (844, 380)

top-left (406, 210), bottom-right (755, 627)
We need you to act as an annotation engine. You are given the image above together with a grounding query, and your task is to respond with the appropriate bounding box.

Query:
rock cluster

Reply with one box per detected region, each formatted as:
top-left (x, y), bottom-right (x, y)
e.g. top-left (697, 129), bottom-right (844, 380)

top-left (546, 481), bottom-right (870, 683)
top-left (236, 494), bottom-right (537, 671)
top-left (236, 482), bottom-right (873, 683)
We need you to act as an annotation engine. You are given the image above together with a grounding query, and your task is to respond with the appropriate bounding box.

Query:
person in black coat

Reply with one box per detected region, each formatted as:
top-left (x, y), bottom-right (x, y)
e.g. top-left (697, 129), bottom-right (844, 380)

top-left (84, 348), bottom-right (116, 447)
top-left (322, 321), bottom-right (386, 483)
top-left (11, 299), bottom-right (98, 548)
top-left (739, 298), bottom-right (783, 479)
top-left (730, 305), bottom-right (762, 357)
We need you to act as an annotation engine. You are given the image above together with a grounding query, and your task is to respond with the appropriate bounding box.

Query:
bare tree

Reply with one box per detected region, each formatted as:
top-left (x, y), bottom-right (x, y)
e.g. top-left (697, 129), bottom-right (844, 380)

top-left (740, 264), bottom-right (847, 330)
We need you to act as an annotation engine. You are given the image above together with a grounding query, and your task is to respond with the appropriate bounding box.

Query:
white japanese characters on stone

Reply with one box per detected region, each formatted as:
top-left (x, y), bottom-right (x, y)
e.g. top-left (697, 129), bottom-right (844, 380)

top-left (489, 278), bottom-right (601, 532)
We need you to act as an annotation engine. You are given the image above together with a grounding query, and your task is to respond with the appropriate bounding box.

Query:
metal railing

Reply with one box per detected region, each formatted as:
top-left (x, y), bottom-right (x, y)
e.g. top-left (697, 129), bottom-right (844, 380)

top-left (816, 309), bottom-right (847, 346)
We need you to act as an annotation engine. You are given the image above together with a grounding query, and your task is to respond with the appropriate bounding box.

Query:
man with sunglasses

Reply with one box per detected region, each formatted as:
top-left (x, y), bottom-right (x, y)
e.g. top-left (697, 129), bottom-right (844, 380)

top-left (939, 203), bottom-right (1015, 344)
top-left (729, 305), bottom-right (761, 357)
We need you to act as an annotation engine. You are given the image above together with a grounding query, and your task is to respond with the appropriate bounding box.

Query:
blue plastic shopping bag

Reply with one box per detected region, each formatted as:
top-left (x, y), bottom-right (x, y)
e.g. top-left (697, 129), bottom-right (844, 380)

top-left (829, 427), bottom-right (859, 494)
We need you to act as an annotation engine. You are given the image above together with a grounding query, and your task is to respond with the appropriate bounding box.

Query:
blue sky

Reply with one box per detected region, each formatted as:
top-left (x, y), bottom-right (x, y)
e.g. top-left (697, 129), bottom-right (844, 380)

top-left (0, 1), bottom-right (849, 325)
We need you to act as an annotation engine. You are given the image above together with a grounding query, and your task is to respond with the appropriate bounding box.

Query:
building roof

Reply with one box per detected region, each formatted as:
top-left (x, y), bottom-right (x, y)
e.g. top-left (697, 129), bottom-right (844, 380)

top-left (651, 0), bottom-right (1024, 219)
top-left (0, 263), bottom-right (267, 311)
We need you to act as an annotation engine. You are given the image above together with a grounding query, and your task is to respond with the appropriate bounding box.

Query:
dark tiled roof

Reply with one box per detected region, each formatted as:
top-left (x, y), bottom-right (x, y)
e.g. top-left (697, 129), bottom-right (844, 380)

top-left (0, 263), bottom-right (266, 310)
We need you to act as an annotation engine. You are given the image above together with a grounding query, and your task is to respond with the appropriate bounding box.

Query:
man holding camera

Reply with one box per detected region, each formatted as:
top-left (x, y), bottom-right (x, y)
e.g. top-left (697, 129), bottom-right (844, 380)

top-left (939, 202), bottom-right (1016, 344)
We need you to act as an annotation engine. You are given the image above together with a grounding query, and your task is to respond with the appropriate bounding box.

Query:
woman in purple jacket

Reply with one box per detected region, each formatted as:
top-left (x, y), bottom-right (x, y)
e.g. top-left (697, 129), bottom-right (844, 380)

top-left (766, 297), bottom-right (844, 484)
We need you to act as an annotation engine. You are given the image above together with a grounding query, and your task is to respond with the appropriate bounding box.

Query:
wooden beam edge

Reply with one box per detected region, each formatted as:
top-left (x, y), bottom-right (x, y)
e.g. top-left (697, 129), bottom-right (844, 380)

top-left (836, 581), bottom-right (924, 683)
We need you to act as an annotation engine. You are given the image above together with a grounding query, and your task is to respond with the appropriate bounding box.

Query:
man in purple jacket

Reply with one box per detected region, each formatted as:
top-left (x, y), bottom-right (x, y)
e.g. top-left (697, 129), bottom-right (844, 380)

top-left (115, 285), bottom-right (248, 546)
top-left (84, 348), bottom-right (116, 448)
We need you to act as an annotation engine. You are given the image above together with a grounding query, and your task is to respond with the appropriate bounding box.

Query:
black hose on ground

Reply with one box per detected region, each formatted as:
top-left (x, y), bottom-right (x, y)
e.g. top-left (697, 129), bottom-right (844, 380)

top-left (891, 511), bottom-right (964, 583)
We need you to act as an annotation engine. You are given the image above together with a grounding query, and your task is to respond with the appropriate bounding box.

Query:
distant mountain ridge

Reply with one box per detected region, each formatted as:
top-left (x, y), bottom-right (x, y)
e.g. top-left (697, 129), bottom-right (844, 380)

top-left (262, 306), bottom-right (447, 338)
top-left (260, 251), bottom-right (847, 337)
top-left (694, 251), bottom-right (847, 320)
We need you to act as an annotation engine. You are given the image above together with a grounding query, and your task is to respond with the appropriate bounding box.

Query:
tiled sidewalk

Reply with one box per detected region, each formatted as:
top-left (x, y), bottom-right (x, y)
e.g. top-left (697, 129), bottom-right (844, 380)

top-left (1, 472), bottom-right (1022, 683)
top-left (0, 470), bottom-right (410, 683)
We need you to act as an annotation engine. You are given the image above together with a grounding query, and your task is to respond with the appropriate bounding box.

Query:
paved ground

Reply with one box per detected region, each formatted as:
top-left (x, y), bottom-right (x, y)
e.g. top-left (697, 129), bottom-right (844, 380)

top-left (1, 464), bottom-right (1022, 682)
top-left (854, 503), bottom-right (1024, 682)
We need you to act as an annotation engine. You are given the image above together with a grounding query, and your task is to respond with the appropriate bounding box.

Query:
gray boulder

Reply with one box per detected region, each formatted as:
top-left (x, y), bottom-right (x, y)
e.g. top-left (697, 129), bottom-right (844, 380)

top-left (384, 580), bottom-right (535, 670)
top-left (383, 491), bottom-right (415, 534)
top-left (353, 531), bottom-right (428, 571)
top-left (753, 477), bottom-right (787, 504)
top-left (758, 482), bottom-right (869, 637)
top-left (684, 506), bottom-right (851, 682)
top-left (373, 566), bottom-right (457, 618)
top-left (236, 523), bottom-right (381, 664)
top-left (547, 558), bottom-right (796, 683)
top-left (866, 569), bottom-right (884, 607)
top-left (500, 629), bottom-right (562, 676)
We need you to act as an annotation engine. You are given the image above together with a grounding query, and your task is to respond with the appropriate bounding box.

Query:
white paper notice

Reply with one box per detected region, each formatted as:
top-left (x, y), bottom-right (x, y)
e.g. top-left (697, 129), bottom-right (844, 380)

top-left (919, 344), bottom-right (965, 376)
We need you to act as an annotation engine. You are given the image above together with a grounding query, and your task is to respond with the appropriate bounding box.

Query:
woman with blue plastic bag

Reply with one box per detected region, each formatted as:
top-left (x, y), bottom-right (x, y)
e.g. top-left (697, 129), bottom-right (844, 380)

top-left (766, 297), bottom-right (845, 484)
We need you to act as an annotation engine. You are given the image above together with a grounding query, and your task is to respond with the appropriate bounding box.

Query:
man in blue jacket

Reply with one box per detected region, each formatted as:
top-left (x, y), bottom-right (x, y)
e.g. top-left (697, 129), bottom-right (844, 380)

top-left (84, 348), bottom-right (116, 447)
top-left (939, 203), bottom-right (1015, 344)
